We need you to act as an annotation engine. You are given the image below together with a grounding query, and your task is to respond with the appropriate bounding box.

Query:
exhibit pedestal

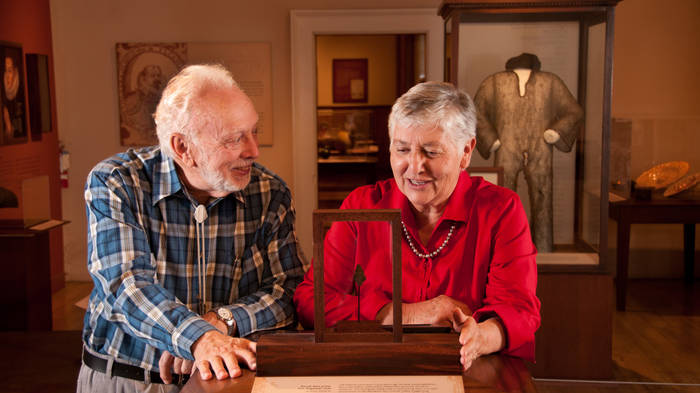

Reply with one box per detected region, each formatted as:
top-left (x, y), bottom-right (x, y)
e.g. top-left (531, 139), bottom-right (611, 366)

top-left (0, 220), bottom-right (67, 331)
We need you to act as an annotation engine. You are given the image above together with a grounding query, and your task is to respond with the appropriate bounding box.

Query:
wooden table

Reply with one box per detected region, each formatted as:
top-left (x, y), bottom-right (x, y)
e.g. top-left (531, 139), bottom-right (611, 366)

top-left (609, 198), bottom-right (700, 311)
top-left (181, 354), bottom-right (537, 393)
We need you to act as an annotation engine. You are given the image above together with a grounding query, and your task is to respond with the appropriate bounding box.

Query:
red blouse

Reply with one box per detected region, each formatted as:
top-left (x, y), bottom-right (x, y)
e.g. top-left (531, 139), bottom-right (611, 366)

top-left (293, 171), bottom-right (540, 360)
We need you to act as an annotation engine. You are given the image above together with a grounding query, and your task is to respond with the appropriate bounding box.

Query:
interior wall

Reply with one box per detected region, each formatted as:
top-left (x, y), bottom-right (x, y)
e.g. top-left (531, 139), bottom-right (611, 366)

top-left (0, 0), bottom-right (64, 291)
top-left (50, 0), bottom-right (699, 281)
top-left (316, 35), bottom-right (397, 107)
top-left (612, 0), bottom-right (700, 278)
top-left (49, 0), bottom-right (440, 281)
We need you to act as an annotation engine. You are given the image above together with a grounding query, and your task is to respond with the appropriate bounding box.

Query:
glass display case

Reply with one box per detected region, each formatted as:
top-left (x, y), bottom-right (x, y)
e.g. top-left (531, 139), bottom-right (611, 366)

top-left (439, 0), bottom-right (622, 268)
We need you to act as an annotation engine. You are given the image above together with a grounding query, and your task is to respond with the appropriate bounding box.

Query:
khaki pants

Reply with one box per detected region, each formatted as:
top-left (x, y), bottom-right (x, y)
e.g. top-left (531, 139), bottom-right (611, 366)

top-left (76, 363), bottom-right (181, 393)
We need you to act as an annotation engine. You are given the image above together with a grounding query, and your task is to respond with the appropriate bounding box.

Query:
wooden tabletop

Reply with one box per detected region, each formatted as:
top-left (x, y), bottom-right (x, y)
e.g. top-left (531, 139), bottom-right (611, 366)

top-left (181, 353), bottom-right (536, 393)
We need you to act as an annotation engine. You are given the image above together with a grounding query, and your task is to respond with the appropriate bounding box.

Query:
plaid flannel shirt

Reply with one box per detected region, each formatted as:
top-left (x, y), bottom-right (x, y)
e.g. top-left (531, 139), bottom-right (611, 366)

top-left (82, 146), bottom-right (307, 372)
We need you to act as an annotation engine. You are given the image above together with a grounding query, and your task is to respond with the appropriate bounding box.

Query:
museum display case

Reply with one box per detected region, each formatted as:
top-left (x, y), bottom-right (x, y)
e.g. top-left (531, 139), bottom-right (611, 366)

top-left (439, 1), bottom-right (622, 379)
top-left (440, 0), bottom-right (621, 267)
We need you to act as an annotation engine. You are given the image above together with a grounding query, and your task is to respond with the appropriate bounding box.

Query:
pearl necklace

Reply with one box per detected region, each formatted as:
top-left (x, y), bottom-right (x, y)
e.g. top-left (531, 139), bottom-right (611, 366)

top-left (401, 220), bottom-right (456, 259)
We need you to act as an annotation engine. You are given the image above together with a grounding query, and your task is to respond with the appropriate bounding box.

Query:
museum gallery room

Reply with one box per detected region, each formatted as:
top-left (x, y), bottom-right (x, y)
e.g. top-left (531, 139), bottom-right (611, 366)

top-left (0, 0), bottom-right (698, 392)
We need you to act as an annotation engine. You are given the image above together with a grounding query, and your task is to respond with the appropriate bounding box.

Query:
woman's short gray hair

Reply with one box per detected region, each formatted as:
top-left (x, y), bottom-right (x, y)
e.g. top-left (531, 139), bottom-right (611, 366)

top-left (154, 64), bottom-right (239, 158)
top-left (388, 81), bottom-right (476, 149)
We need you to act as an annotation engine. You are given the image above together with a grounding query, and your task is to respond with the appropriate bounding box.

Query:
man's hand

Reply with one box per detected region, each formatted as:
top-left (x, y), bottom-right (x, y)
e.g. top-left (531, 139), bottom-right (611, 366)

top-left (377, 295), bottom-right (472, 329)
top-left (158, 311), bottom-right (232, 384)
top-left (191, 330), bottom-right (257, 380)
top-left (201, 311), bottom-right (229, 335)
top-left (158, 351), bottom-right (194, 384)
top-left (453, 309), bottom-right (506, 371)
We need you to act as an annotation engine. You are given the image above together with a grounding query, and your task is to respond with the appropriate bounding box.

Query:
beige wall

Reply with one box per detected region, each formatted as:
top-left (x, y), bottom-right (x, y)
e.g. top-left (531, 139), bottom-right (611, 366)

top-left (51, 0), bottom-right (698, 281)
top-left (612, 0), bottom-right (700, 277)
top-left (49, 0), bottom-right (440, 281)
top-left (316, 35), bottom-right (397, 106)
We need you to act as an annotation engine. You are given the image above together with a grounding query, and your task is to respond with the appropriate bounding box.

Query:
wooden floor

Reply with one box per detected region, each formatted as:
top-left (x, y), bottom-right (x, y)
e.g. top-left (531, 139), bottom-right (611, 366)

top-left (535, 279), bottom-right (700, 393)
top-left (47, 279), bottom-right (700, 393)
top-left (52, 281), bottom-right (92, 331)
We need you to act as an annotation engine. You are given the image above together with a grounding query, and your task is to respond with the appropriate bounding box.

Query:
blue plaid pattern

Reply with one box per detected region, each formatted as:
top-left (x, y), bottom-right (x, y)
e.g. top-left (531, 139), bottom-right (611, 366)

top-left (82, 146), bottom-right (307, 371)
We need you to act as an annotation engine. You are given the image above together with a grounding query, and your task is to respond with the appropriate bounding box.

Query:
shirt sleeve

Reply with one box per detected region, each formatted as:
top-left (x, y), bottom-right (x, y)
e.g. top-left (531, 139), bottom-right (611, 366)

top-left (225, 186), bottom-right (308, 338)
top-left (472, 193), bottom-right (541, 361)
top-left (474, 75), bottom-right (500, 160)
top-left (85, 167), bottom-right (215, 361)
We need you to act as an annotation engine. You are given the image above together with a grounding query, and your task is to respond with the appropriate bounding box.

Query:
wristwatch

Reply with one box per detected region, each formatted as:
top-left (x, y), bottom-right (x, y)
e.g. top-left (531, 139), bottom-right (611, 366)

top-left (215, 307), bottom-right (236, 336)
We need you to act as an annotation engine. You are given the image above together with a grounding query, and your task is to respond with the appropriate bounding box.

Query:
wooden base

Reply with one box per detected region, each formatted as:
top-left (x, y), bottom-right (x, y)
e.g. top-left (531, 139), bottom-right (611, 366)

top-left (256, 332), bottom-right (462, 376)
top-left (529, 270), bottom-right (613, 379)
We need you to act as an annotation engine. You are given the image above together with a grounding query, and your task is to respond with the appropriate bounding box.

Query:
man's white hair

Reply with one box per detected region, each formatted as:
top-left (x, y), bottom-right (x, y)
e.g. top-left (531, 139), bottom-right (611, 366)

top-left (154, 64), bottom-right (239, 158)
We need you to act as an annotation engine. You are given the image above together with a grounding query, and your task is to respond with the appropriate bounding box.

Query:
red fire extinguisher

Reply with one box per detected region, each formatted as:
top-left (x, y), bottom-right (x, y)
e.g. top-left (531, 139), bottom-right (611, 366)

top-left (59, 143), bottom-right (69, 188)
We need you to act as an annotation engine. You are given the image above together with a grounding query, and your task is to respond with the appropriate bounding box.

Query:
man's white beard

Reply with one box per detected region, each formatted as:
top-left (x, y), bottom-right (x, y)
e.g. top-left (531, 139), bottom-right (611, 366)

top-left (199, 160), bottom-right (250, 194)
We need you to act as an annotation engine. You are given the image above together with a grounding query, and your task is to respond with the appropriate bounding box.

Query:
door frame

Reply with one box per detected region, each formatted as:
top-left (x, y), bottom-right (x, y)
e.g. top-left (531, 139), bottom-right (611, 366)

top-left (290, 9), bottom-right (444, 255)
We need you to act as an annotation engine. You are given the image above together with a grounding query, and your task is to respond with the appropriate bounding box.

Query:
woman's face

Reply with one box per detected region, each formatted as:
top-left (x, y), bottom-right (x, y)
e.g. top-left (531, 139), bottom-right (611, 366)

top-left (390, 123), bottom-right (474, 213)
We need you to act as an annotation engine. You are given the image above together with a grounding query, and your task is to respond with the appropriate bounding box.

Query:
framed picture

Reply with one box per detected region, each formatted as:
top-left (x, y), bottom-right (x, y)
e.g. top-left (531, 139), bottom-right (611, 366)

top-left (116, 42), bottom-right (274, 147)
top-left (0, 41), bottom-right (28, 146)
top-left (333, 59), bottom-right (368, 103)
top-left (25, 53), bottom-right (52, 140)
top-left (116, 43), bottom-right (187, 146)
top-left (469, 166), bottom-right (504, 187)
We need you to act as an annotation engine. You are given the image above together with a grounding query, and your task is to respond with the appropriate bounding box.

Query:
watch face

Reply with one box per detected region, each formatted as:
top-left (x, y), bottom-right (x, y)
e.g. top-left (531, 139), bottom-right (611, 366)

top-left (217, 308), bottom-right (233, 320)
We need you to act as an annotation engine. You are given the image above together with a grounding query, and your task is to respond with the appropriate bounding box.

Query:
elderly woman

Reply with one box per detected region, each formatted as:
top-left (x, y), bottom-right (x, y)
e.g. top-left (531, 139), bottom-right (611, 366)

top-left (294, 82), bottom-right (540, 369)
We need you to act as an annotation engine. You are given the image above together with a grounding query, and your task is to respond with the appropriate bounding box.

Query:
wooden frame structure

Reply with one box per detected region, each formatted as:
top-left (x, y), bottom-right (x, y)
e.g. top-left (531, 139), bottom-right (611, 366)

top-left (312, 209), bottom-right (403, 343)
top-left (256, 209), bottom-right (461, 376)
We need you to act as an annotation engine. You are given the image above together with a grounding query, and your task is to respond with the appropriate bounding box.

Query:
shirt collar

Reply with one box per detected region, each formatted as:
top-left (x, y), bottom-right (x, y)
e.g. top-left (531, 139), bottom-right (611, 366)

top-left (439, 170), bottom-right (473, 223)
top-left (151, 150), bottom-right (183, 206)
top-left (392, 171), bottom-right (473, 229)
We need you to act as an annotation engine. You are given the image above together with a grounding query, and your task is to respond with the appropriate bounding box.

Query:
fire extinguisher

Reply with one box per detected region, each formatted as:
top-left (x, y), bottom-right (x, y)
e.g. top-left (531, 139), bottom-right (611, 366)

top-left (59, 143), bottom-right (70, 188)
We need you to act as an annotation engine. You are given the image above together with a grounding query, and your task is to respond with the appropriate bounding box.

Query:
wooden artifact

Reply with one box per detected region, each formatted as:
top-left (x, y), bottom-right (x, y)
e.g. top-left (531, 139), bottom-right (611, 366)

top-left (255, 209), bottom-right (462, 376)
top-left (663, 172), bottom-right (700, 198)
top-left (635, 161), bottom-right (689, 190)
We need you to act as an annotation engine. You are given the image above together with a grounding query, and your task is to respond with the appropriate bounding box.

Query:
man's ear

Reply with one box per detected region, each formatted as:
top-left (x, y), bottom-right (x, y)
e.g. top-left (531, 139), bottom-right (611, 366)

top-left (460, 138), bottom-right (477, 170)
top-left (171, 133), bottom-right (196, 167)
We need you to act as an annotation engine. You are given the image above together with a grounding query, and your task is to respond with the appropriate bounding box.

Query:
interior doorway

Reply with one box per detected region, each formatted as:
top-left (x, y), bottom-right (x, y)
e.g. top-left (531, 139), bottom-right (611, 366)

top-left (315, 34), bottom-right (426, 209)
top-left (290, 9), bottom-right (444, 255)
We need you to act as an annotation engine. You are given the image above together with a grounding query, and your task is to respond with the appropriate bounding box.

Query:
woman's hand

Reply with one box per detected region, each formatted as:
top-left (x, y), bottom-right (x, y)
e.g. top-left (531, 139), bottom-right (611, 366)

top-left (453, 310), bottom-right (506, 370)
top-left (376, 295), bottom-right (472, 328)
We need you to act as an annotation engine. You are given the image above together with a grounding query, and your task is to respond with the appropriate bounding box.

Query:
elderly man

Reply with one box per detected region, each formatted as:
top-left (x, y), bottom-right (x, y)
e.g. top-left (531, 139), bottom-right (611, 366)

top-left (78, 64), bottom-right (306, 392)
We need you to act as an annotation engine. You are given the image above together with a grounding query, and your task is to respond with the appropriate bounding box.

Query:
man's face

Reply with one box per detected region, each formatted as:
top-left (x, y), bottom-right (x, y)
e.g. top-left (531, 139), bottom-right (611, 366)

top-left (4, 57), bottom-right (13, 72)
top-left (189, 87), bottom-right (260, 198)
top-left (139, 66), bottom-right (163, 95)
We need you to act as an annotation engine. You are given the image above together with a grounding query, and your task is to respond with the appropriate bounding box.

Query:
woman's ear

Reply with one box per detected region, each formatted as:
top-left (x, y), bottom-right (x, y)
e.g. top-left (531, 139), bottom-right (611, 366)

top-left (171, 133), bottom-right (196, 167)
top-left (460, 138), bottom-right (477, 170)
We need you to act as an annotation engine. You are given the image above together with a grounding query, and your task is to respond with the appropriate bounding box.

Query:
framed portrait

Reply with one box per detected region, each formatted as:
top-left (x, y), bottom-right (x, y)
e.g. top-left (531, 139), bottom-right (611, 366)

top-left (116, 42), bottom-right (275, 147)
top-left (468, 166), bottom-right (504, 187)
top-left (116, 43), bottom-right (187, 146)
top-left (333, 59), bottom-right (368, 103)
top-left (25, 54), bottom-right (52, 141)
top-left (0, 41), bottom-right (28, 146)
